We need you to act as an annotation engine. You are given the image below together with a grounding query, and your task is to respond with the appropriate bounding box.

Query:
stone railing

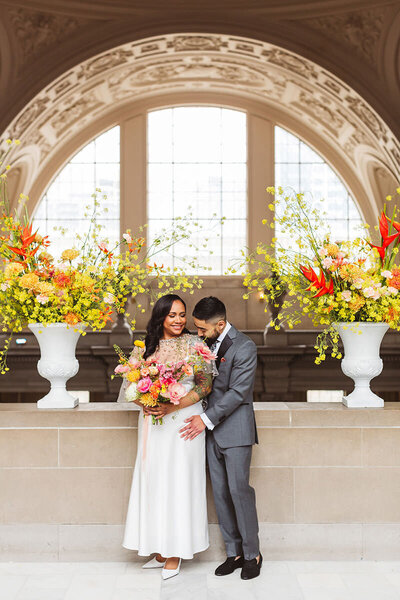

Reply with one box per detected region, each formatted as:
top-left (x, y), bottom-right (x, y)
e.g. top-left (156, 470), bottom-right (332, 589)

top-left (1, 328), bottom-right (400, 402)
top-left (2, 401), bottom-right (400, 561)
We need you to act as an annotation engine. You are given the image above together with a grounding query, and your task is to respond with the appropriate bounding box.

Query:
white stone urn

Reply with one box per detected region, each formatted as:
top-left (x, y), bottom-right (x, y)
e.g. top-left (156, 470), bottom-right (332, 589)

top-left (334, 322), bottom-right (389, 408)
top-left (29, 323), bottom-right (85, 409)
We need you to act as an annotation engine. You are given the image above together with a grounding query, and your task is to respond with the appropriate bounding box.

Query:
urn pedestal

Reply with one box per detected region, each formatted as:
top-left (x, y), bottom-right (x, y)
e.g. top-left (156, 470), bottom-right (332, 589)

top-left (334, 322), bottom-right (388, 408)
top-left (29, 323), bottom-right (85, 409)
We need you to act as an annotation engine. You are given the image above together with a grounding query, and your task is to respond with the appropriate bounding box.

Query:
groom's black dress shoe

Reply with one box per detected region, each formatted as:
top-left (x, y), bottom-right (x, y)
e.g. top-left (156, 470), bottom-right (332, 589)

top-left (215, 556), bottom-right (244, 576)
top-left (241, 553), bottom-right (263, 580)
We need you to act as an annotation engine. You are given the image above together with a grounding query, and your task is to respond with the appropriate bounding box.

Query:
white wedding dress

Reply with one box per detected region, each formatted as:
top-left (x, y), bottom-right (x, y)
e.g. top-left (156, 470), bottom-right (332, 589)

top-left (119, 335), bottom-right (211, 559)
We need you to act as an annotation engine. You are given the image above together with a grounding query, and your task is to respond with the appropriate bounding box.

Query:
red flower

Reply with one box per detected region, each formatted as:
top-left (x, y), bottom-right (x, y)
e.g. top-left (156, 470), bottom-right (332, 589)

top-left (300, 265), bottom-right (334, 297)
top-left (370, 211), bottom-right (400, 263)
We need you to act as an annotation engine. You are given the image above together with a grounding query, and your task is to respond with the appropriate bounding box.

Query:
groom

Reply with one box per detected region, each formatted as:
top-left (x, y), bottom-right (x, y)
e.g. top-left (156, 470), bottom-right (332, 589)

top-left (180, 296), bottom-right (262, 580)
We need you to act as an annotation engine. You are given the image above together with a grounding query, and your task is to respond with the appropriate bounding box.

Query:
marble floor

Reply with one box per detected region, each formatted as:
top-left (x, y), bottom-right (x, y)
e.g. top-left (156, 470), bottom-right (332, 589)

top-left (1, 560), bottom-right (400, 600)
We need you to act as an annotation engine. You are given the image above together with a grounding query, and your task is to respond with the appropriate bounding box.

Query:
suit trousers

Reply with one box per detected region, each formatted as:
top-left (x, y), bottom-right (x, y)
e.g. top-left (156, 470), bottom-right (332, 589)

top-left (207, 432), bottom-right (260, 560)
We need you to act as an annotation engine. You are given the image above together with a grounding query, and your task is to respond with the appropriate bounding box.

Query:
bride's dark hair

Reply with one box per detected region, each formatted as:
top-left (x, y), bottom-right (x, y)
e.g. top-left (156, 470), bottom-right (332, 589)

top-left (143, 294), bottom-right (188, 359)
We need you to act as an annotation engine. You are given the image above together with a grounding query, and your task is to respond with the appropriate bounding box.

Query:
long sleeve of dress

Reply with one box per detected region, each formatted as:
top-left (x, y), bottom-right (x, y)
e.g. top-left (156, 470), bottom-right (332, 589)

top-left (189, 336), bottom-right (215, 402)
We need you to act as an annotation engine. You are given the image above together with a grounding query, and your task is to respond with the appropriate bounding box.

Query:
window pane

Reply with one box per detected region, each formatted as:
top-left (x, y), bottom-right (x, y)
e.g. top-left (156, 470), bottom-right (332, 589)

top-left (33, 127), bottom-right (120, 255)
top-left (147, 107), bottom-right (247, 275)
top-left (275, 126), bottom-right (363, 244)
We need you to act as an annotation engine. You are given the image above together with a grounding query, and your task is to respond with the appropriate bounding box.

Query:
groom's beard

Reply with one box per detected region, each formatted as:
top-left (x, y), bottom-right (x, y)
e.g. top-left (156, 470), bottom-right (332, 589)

top-left (204, 332), bottom-right (219, 347)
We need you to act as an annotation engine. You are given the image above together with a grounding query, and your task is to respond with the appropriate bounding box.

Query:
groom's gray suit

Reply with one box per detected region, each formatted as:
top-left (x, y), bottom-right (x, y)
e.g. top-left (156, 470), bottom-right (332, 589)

top-left (203, 324), bottom-right (260, 561)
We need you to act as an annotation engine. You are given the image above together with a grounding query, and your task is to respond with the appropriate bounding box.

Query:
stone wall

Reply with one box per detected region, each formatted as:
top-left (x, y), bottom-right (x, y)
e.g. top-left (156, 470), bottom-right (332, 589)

top-left (2, 402), bottom-right (400, 560)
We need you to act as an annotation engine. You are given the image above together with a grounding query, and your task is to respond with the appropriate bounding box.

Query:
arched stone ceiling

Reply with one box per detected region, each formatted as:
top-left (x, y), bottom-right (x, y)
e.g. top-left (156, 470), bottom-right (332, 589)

top-left (1, 0), bottom-right (396, 18)
top-left (0, 0), bottom-right (399, 143)
top-left (2, 32), bottom-right (399, 219)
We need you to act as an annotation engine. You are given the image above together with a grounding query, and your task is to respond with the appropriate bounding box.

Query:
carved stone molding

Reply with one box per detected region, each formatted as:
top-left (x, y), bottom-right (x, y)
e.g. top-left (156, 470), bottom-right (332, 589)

top-left (8, 7), bottom-right (89, 62)
top-left (305, 7), bottom-right (386, 66)
top-left (2, 32), bottom-right (399, 199)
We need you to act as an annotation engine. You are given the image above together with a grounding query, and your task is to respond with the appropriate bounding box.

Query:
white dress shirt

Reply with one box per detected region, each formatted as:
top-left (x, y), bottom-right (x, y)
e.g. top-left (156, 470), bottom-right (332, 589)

top-left (200, 322), bottom-right (232, 430)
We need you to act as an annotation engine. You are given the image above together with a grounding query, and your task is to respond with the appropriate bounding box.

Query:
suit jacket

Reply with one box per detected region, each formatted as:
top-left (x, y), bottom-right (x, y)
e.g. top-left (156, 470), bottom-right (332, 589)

top-left (204, 325), bottom-right (258, 448)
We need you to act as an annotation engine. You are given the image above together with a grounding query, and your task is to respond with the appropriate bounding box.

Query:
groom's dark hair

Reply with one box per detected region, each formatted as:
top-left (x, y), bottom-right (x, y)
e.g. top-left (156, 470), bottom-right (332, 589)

top-left (192, 296), bottom-right (226, 323)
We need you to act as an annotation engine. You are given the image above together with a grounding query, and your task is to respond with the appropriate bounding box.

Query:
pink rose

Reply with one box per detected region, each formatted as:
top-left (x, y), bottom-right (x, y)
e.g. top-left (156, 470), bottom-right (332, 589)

top-left (194, 343), bottom-right (217, 363)
top-left (114, 364), bottom-right (130, 374)
top-left (165, 382), bottom-right (186, 405)
top-left (137, 376), bottom-right (152, 393)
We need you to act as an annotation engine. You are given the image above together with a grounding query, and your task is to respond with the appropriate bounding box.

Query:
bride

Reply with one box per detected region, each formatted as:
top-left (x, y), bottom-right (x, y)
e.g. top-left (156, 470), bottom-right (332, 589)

top-left (118, 293), bottom-right (214, 579)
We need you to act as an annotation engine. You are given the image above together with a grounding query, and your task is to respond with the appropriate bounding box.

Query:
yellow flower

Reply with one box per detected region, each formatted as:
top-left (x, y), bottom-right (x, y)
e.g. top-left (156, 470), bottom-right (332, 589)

top-left (37, 281), bottom-right (54, 295)
top-left (140, 393), bottom-right (158, 407)
top-left (4, 262), bottom-right (24, 279)
top-left (127, 369), bottom-right (140, 383)
top-left (19, 273), bottom-right (39, 291)
top-left (61, 249), bottom-right (80, 261)
top-left (326, 243), bottom-right (339, 258)
top-left (134, 340), bottom-right (145, 348)
top-left (348, 295), bottom-right (365, 312)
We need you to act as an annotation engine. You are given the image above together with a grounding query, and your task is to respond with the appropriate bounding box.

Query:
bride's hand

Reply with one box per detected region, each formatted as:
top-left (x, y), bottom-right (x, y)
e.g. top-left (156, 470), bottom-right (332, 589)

top-left (143, 403), bottom-right (176, 420)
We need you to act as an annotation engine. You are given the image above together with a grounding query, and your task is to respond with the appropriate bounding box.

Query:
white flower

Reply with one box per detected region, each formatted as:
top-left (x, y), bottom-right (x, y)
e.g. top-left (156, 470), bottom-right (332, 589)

top-left (353, 278), bottom-right (364, 289)
top-left (104, 293), bottom-right (115, 304)
top-left (123, 233), bottom-right (133, 244)
top-left (318, 247), bottom-right (328, 257)
top-left (322, 257), bottom-right (333, 268)
top-left (341, 290), bottom-right (352, 302)
top-left (382, 270), bottom-right (392, 279)
top-left (388, 286), bottom-right (399, 295)
top-left (125, 383), bottom-right (138, 402)
top-left (363, 286), bottom-right (380, 300)
top-left (36, 294), bottom-right (50, 304)
top-left (0, 282), bottom-right (9, 291)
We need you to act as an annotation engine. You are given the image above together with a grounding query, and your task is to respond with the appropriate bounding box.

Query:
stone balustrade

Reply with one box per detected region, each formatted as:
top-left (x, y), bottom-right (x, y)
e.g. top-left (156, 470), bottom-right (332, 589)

top-left (1, 329), bottom-right (400, 403)
top-left (1, 402), bottom-right (400, 561)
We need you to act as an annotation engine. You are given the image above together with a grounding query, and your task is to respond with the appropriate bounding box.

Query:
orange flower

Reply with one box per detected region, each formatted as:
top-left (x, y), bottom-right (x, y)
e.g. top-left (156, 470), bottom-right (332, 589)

top-left (64, 312), bottom-right (79, 325)
top-left (54, 272), bottom-right (71, 288)
top-left (387, 307), bottom-right (399, 322)
top-left (149, 383), bottom-right (160, 400)
top-left (388, 267), bottom-right (400, 290)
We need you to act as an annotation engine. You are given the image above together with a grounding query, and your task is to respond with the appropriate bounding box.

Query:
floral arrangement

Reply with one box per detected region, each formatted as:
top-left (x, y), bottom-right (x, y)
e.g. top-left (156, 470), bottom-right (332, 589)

top-left (113, 340), bottom-right (215, 424)
top-left (242, 186), bottom-right (400, 362)
top-left (0, 141), bottom-right (205, 373)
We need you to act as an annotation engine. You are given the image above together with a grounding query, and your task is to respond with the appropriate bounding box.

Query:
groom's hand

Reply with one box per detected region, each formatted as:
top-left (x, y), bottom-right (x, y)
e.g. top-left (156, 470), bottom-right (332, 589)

top-left (180, 415), bottom-right (206, 440)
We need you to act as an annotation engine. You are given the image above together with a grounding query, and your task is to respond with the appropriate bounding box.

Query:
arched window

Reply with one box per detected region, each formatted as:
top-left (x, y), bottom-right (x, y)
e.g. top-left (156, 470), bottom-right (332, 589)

top-left (275, 126), bottom-right (363, 242)
top-left (147, 107), bottom-right (247, 274)
top-left (33, 126), bottom-right (120, 256)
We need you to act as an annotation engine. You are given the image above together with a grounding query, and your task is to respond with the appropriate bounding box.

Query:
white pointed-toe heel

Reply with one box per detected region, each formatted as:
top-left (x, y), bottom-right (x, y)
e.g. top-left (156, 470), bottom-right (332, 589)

top-left (142, 556), bottom-right (166, 569)
top-left (162, 558), bottom-right (181, 580)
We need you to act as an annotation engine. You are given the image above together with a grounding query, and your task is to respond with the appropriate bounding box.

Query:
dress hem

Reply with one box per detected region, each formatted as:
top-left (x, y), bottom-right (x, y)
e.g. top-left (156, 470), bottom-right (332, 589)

top-left (122, 543), bottom-right (210, 560)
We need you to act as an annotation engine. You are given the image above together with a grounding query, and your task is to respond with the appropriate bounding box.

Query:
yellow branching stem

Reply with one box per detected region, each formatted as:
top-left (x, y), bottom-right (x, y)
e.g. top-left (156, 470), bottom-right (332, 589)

top-left (239, 185), bottom-right (400, 363)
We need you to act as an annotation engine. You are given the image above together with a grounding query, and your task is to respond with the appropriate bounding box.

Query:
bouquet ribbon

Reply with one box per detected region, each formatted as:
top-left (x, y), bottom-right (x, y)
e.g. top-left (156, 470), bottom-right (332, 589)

top-left (142, 414), bottom-right (150, 467)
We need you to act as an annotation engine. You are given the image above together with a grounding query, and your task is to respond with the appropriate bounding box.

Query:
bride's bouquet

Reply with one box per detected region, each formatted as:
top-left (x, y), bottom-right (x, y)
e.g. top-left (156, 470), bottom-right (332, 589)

top-left (113, 340), bottom-right (215, 424)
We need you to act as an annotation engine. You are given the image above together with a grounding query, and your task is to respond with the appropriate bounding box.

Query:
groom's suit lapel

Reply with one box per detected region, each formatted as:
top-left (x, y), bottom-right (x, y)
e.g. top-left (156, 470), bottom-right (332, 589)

top-left (216, 326), bottom-right (236, 368)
